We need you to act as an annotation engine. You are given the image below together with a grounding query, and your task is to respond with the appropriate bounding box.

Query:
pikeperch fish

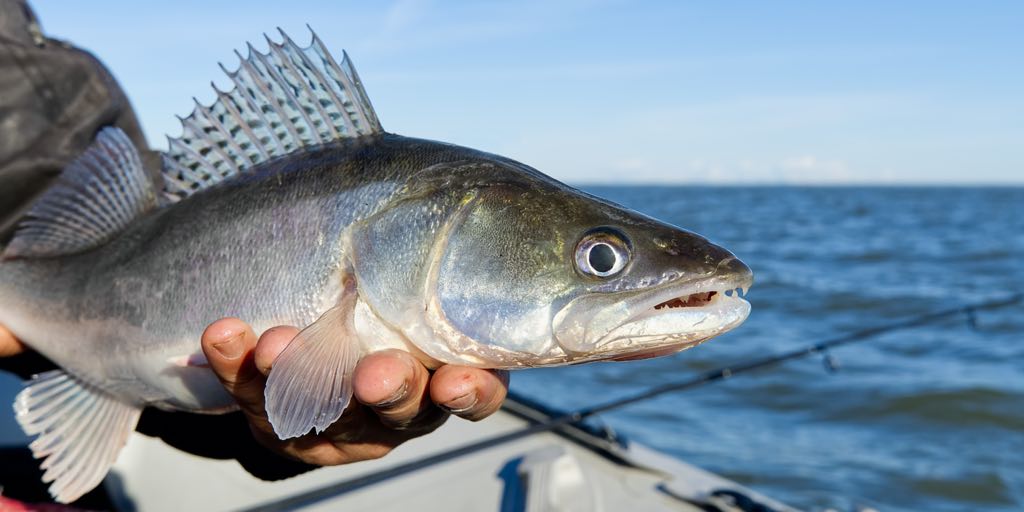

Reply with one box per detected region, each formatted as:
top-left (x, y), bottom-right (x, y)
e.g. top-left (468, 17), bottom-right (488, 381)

top-left (0, 29), bottom-right (753, 502)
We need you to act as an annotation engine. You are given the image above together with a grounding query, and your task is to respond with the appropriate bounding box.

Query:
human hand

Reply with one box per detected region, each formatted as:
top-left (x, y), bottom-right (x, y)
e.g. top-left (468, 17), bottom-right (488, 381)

top-left (0, 323), bottom-right (26, 357)
top-left (199, 318), bottom-right (510, 465)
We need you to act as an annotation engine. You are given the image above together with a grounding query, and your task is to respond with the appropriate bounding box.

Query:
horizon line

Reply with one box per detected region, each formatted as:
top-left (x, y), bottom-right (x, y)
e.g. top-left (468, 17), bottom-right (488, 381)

top-left (569, 181), bottom-right (1024, 188)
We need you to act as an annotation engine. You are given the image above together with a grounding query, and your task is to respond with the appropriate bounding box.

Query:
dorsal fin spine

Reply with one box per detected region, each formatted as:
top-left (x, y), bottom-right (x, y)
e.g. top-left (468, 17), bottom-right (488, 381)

top-left (193, 97), bottom-right (249, 168)
top-left (243, 44), bottom-right (304, 150)
top-left (218, 61), bottom-right (274, 156)
top-left (224, 57), bottom-right (288, 156)
top-left (265, 34), bottom-right (329, 143)
top-left (168, 137), bottom-right (217, 186)
top-left (182, 111), bottom-right (241, 176)
top-left (256, 36), bottom-right (324, 145)
top-left (166, 137), bottom-right (206, 179)
top-left (160, 156), bottom-right (192, 199)
top-left (179, 113), bottom-right (223, 164)
top-left (301, 38), bottom-right (358, 136)
top-left (214, 83), bottom-right (271, 161)
top-left (339, 49), bottom-right (380, 132)
top-left (318, 44), bottom-right (370, 132)
top-left (307, 29), bottom-right (364, 128)
top-left (176, 117), bottom-right (221, 179)
top-left (276, 28), bottom-right (345, 140)
top-left (161, 28), bottom-right (383, 200)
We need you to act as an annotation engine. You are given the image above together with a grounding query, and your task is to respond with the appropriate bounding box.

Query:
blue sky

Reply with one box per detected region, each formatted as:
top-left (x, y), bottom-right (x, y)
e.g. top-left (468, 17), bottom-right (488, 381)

top-left (32, 1), bottom-right (1023, 184)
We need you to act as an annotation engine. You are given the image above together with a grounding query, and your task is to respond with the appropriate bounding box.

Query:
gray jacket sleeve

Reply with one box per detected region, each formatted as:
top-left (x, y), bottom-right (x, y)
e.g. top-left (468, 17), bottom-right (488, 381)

top-left (0, 2), bottom-right (315, 484)
top-left (0, 0), bottom-right (158, 246)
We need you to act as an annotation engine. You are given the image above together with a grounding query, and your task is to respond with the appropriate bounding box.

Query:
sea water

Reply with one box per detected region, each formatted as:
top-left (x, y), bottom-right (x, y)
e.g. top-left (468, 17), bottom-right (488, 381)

top-left (514, 186), bottom-right (1024, 511)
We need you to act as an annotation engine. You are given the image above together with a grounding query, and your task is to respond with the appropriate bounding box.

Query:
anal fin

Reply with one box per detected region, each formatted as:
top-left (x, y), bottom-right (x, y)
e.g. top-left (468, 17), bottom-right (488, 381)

top-left (14, 370), bottom-right (142, 503)
top-left (265, 290), bottom-right (364, 439)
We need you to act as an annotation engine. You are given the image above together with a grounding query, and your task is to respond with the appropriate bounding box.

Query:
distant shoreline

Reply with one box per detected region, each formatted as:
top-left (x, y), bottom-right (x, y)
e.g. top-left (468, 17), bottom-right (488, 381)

top-left (574, 183), bottom-right (1024, 188)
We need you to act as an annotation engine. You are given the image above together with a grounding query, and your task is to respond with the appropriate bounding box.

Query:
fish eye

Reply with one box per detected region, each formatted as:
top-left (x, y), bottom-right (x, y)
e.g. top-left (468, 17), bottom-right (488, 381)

top-left (575, 228), bottom-right (630, 278)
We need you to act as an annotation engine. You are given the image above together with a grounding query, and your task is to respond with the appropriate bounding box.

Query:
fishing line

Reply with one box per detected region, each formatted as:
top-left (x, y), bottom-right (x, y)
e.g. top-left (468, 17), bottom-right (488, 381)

top-left (242, 293), bottom-right (1022, 512)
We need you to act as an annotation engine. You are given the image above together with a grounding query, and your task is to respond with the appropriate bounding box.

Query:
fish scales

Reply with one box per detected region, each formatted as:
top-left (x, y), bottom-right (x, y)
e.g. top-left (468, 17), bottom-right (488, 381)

top-left (0, 30), bottom-right (753, 502)
top-left (2, 137), bottom-right (455, 404)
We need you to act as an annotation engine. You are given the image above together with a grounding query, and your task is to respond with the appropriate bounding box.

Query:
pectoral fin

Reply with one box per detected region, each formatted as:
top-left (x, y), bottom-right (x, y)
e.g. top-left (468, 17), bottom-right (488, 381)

top-left (14, 370), bottom-right (142, 503)
top-left (264, 290), bottom-right (364, 439)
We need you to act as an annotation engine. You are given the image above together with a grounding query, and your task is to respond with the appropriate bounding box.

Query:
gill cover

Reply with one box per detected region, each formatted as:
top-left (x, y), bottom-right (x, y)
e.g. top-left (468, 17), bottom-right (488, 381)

top-left (434, 183), bottom-right (578, 357)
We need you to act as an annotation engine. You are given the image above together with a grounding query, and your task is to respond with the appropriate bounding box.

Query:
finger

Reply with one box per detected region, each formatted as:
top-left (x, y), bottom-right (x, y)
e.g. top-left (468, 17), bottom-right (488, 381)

top-left (200, 318), bottom-right (265, 419)
top-left (0, 324), bottom-right (26, 357)
top-left (352, 350), bottom-right (437, 429)
top-left (430, 366), bottom-right (510, 422)
top-left (253, 325), bottom-right (298, 376)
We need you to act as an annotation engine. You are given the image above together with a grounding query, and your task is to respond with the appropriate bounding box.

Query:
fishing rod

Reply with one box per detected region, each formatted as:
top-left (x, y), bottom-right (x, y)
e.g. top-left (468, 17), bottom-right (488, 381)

top-left (574, 291), bottom-right (1022, 420)
top-left (245, 293), bottom-right (1023, 512)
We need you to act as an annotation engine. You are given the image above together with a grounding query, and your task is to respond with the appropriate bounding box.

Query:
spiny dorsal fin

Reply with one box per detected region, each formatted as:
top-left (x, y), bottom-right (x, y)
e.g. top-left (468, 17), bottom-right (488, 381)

top-left (3, 127), bottom-right (155, 259)
top-left (161, 28), bottom-right (384, 202)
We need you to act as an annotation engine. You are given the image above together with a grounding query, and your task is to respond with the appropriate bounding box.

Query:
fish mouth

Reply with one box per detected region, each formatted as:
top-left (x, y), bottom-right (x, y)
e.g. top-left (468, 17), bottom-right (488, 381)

top-left (603, 279), bottom-right (751, 358)
top-left (552, 260), bottom-right (753, 361)
top-left (654, 290), bottom-right (721, 310)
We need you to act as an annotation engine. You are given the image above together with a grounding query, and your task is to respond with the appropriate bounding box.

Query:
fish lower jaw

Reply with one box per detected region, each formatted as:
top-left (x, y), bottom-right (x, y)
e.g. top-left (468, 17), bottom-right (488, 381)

top-left (594, 292), bottom-right (751, 359)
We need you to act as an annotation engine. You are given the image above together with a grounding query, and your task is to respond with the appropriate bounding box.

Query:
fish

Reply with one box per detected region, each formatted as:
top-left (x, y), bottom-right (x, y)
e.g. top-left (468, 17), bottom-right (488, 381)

top-left (0, 29), bottom-right (753, 502)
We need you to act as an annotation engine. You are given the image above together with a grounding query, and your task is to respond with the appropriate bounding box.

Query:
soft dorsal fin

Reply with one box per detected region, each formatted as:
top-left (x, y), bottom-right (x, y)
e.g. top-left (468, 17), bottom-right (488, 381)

top-left (161, 28), bottom-right (384, 202)
top-left (3, 127), bottom-right (156, 259)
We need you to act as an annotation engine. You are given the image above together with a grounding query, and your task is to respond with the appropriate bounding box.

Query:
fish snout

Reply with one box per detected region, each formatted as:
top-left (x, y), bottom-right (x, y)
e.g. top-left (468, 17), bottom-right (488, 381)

top-left (650, 230), bottom-right (749, 283)
top-left (715, 254), bottom-right (754, 283)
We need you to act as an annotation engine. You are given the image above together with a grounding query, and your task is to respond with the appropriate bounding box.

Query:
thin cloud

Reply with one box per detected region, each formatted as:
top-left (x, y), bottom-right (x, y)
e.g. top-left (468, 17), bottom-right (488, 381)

top-left (775, 155), bottom-right (852, 183)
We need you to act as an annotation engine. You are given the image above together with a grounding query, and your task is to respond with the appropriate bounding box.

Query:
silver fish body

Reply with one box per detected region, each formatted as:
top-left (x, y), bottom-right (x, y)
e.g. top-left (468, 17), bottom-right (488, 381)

top-left (0, 135), bottom-right (519, 410)
top-left (2, 133), bottom-right (752, 408)
top-left (0, 31), bottom-right (752, 502)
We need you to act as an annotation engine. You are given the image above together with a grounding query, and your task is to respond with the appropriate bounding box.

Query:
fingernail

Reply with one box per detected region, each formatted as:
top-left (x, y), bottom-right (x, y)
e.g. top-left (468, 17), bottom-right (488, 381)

top-left (212, 334), bottom-right (244, 360)
top-left (374, 380), bottom-right (409, 408)
top-left (399, 353), bottom-right (418, 373)
top-left (442, 392), bottom-right (477, 413)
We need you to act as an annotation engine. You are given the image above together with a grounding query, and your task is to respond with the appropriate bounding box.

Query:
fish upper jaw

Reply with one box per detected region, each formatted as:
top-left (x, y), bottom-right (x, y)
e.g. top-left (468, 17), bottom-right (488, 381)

top-left (551, 259), bottom-right (753, 361)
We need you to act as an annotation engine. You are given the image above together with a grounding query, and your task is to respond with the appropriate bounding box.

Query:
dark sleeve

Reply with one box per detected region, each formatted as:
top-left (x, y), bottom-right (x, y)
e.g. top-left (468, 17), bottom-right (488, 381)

top-left (0, 0), bottom-right (313, 483)
top-left (0, 0), bottom-right (159, 246)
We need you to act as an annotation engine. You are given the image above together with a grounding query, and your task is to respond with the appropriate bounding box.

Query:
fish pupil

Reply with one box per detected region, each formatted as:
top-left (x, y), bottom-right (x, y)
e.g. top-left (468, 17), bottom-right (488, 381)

top-left (589, 243), bottom-right (617, 273)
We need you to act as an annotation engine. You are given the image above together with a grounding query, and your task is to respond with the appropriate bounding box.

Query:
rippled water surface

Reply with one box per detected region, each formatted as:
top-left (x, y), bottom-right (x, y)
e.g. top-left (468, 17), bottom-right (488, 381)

top-left (512, 186), bottom-right (1024, 512)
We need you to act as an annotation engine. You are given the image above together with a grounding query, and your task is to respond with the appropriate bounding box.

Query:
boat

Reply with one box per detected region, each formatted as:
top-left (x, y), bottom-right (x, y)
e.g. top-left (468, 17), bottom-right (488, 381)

top-left (25, 390), bottom-right (793, 511)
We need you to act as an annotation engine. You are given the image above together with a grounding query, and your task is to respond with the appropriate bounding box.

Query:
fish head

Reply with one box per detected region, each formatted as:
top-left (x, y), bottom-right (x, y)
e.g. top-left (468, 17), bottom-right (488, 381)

top-left (423, 163), bottom-right (753, 366)
top-left (548, 213), bottom-right (754, 362)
